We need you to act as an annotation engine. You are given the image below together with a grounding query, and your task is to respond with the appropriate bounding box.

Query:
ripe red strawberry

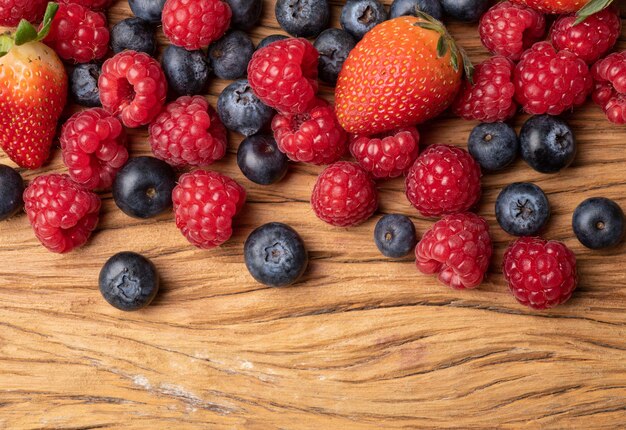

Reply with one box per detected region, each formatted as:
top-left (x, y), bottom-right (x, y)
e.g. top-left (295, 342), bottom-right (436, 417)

top-left (0, 0), bottom-right (47, 26)
top-left (335, 15), bottom-right (467, 135)
top-left (510, 0), bottom-right (589, 13)
top-left (0, 4), bottom-right (67, 169)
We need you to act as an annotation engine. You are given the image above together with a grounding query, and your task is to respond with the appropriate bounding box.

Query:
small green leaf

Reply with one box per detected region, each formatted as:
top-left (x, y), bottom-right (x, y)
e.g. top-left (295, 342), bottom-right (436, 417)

top-left (14, 20), bottom-right (38, 46)
top-left (575, 0), bottom-right (613, 24)
top-left (413, 9), bottom-right (433, 22)
top-left (460, 48), bottom-right (474, 85)
top-left (436, 36), bottom-right (447, 58)
top-left (0, 34), bottom-right (13, 58)
top-left (37, 2), bottom-right (59, 40)
top-left (413, 21), bottom-right (442, 33)
top-left (450, 49), bottom-right (459, 73)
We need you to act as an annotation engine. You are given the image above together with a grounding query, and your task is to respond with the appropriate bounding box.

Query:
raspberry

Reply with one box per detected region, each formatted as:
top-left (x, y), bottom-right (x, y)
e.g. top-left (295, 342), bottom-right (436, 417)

top-left (44, 3), bottom-right (110, 64)
top-left (60, 108), bottom-right (129, 191)
top-left (405, 144), bottom-right (481, 218)
top-left (349, 127), bottom-right (420, 179)
top-left (172, 170), bottom-right (246, 249)
top-left (452, 56), bottom-right (518, 123)
top-left (149, 96), bottom-right (227, 168)
top-left (416, 212), bottom-right (492, 290)
top-left (311, 161), bottom-right (377, 227)
top-left (592, 52), bottom-right (626, 125)
top-left (24, 174), bottom-right (101, 253)
top-left (162, 0), bottom-right (231, 50)
top-left (99, 50), bottom-right (168, 128)
top-left (479, 2), bottom-right (545, 61)
top-left (248, 38), bottom-right (319, 114)
top-left (58, 0), bottom-right (115, 10)
top-left (503, 237), bottom-right (577, 310)
top-left (272, 101), bottom-right (347, 165)
top-left (514, 42), bottom-right (592, 115)
top-left (0, 0), bottom-right (47, 26)
top-left (551, 8), bottom-right (621, 64)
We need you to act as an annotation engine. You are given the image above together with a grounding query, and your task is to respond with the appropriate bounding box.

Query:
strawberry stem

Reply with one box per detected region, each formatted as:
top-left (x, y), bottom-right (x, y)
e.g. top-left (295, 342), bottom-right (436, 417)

top-left (575, 0), bottom-right (613, 24)
top-left (0, 2), bottom-right (58, 56)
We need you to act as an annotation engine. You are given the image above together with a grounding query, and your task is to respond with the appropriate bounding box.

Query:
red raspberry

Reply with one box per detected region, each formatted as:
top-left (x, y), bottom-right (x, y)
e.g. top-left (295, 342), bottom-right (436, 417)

top-left (24, 174), bottom-right (101, 253)
top-left (311, 161), bottom-right (377, 227)
top-left (514, 42), bottom-right (592, 115)
top-left (503, 237), bottom-right (577, 310)
top-left (44, 3), bottom-right (109, 64)
top-left (550, 8), bottom-right (621, 65)
top-left (172, 170), bottom-right (246, 249)
top-left (592, 52), bottom-right (626, 125)
top-left (349, 127), bottom-right (420, 179)
top-left (248, 38), bottom-right (319, 115)
top-left (0, 0), bottom-right (47, 26)
top-left (162, 0), bottom-right (231, 50)
top-left (272, 101), bottom-right (347, 165)
top-left (99, 50), bottom-right (168, 128)
top-left (58, 0), bottom-right (115, 10)
top-left (60, 108), bottom-right (128, 191)
top-left (479, 2), bottom-right (545, 61)
top-left (149, 96), bottom-right (227, 168)
top-left (416, 212), bottom-right (492, 290)
top-left (452, 56), bottom-right (518, 123)
top-left (405, 144), bottom-right (481, 218)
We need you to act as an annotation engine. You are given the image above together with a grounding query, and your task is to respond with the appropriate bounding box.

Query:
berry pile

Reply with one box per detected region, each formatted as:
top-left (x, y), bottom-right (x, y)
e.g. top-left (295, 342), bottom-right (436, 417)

top-left (0, 0), bottom-right (623, 313)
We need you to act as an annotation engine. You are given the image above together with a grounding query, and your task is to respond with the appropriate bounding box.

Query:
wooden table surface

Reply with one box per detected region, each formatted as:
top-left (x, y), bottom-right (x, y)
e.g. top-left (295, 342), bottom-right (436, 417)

top-left (1, 1), bottom-right (626, 428)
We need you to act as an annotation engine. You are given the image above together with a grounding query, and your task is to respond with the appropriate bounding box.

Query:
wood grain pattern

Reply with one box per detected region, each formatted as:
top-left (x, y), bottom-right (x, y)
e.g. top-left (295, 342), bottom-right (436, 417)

top-left (1, 1), bottom-right (626, 428)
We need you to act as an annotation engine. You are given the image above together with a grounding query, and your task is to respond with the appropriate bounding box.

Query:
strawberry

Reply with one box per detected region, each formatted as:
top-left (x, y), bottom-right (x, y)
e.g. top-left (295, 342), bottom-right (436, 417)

top-left (0, 3), bottom-right (67, 169)
top-left (335, 14), bottom-right (469, 135)
top-left (510, 0), bottom-right (613, 17)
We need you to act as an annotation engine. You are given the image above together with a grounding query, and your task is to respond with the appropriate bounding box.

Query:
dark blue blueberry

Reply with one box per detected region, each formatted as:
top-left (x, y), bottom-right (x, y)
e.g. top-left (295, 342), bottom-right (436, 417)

top-left (390, 0), bottom-right (442, 20)
top-left (128, 0), bottom-right (166, 23)
top-left (113, 157), bottom-right (177, 219)
top-left (275, 0), bottom-right (330, 38)
top-left (468, 122), bottom-right (519, 172)
top-left (208, 31), bottom-right (255, 80)
top-left (225, 0), bottom-right (263, 30)
top-left (161, 45), bottom-right (211, 97)
top-left (217, 79), bottom-right (274, 136)
top-left (520, 115), bottom-right (576, 174)
top-left (495, 182), bottom-right (550, 237)
top-left (374, 214), bottom-right (417, 258)
top-left (341, 0), bottom-right (388, 40)
top-left (257, 34), bottom-right (289, 50)
top-left (237, 135), bottom-right (289, 185)
top-left (573, 197), bottom-right (625, 250)
top-left (244, 222), bottom-right (308, 287)
top-left (70, 63), bottom-right (101, 107)
top-left (440, 0), bottom-right (489, 22)
top-left (314, 28), bottom-right (356, 85)
top-left (0, 164), bottom-right (24, 221)
top-left (110, 17), bottom-right (156, 55)
top-left (99, 252), bottom-right (159, 311)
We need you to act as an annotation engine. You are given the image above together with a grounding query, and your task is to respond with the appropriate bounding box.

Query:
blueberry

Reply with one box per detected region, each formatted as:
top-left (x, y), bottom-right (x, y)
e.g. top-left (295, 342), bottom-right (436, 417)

top-left (495, 182), bottom-right (550, 236)
top-left (275, 0), bottom-right (330, 38)
top-left (573, 197), bottom-right (625, 249)
top-left (468, 122), bottom-right (519, 172)
top-left (110, 17), bottom-right (156, 55)
top-left (244, 222), bottom-right (308, 287)
top-left (225, 0), bottom-right (263, 30)
top-left (390, 0), bottom-right (443, 20)
top-left (374, 214), bottom-right (417, 258)
top-left (217, 79), bottom-right (274, 136)
top-left (314, 28), bottom-right (356, 85)
top-left (113, 157), bottom-right (177, 219)
top-left (440, 0), bottom-right (489, 22)
top-left (128, 0), bottom-right (166, 23)
top-left (161, 45), bottom-right (211, 97)
top-left (520, 115), bottom-right (576, 174)
top-left (99, 252), bottom-right (159, 311)
top-left (70, 63), bottom-right (101, 107)
top-left (257, 34), bottom-right (289, 50)
top-left (208, 31), bottom-right (255, 80)
top-left (0, 164), bottom-right (24, 221)
top-left (237, 135), bottom-right (289, 185)
top-left (341, 0), bottom-right (388, 40)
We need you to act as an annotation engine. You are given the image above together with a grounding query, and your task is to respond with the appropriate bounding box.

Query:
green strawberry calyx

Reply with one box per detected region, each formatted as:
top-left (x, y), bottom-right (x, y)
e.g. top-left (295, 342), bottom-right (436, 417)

top-left (412, 10), bottom-right (474, 84)
top-left (575, 0), bottom-right (614, 24)
top-left (0, 2), bottom-right (58, 58)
